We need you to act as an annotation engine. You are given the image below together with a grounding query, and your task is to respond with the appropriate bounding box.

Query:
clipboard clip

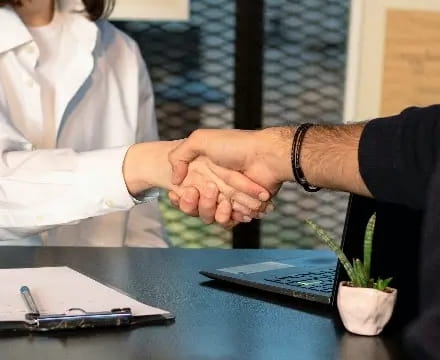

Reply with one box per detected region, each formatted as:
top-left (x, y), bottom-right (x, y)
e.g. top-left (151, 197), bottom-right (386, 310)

top-left (19, 285), bottom-right (134, 331)
top-left (24, 307), bottom-right (133, 331)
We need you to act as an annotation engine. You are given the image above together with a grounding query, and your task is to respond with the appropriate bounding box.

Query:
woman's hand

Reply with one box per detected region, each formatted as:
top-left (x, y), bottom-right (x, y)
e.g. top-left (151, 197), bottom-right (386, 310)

top-left (168, 157), bottom-right (274, 227)
top-left (168, 187), bottom-right (274, 228)
top-left (123, 140), bottom-right (271, 227)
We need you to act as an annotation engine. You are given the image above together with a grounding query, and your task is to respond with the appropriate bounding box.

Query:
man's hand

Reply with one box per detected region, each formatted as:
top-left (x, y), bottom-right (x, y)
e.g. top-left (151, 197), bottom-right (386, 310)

top-left (169, 128), bottom-right (295, 195)
top-left (175, 156), bottom-right (272, 223)
top-left (166, 128), bottom-right (294, 226)
top-left (166, 124), bottom-right (372, 225)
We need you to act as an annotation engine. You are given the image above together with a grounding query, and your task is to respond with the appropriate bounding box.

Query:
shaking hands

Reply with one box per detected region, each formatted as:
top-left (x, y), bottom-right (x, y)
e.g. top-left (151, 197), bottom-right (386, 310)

top-left (123, 136), bottom-right (278, 228)
top-left (124, 124), bottom-right (367, 228)
top-left (159, 123), bottom-right (369, 228)
top-left (166, 127), bottom-right (295, 227)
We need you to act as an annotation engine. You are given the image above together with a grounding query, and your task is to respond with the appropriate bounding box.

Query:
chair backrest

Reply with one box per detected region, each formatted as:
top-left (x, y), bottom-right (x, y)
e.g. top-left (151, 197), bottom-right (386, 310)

top-left (339, 194), bottom-right (423, 329)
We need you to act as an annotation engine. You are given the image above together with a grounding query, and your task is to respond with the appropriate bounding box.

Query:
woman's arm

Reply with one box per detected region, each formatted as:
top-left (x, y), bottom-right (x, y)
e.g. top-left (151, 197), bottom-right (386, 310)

top-left (0, 117), bottom-right (269, 240)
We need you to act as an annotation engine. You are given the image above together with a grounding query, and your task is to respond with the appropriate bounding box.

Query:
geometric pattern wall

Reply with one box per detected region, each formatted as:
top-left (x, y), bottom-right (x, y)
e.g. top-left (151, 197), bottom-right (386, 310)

top-left (113, 0), bottom-right (350, 248)
top-left (262, 0), bottom-right (350, 248)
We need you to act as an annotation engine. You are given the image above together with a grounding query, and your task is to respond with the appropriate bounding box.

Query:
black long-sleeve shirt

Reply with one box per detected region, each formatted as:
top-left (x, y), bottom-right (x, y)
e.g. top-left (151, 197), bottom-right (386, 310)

top-left (358, 105), bottom-right (440, 359)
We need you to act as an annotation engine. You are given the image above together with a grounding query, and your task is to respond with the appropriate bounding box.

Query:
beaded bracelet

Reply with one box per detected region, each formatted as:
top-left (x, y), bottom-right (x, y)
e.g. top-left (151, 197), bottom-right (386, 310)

top-left (291, 123), bottom-right (321, 192)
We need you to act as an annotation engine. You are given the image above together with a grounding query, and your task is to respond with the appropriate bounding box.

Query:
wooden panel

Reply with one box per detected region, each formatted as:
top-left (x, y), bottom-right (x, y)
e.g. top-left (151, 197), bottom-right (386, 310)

top-left (111, 0), bottom-right (189, 21)
top-left (380, 10), bottom-right (440, 116)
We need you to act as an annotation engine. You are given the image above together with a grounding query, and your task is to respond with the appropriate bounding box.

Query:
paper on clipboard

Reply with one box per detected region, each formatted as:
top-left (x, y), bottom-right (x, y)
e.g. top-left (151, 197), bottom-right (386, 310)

top-left (0, 266), bottom-right (171, 323)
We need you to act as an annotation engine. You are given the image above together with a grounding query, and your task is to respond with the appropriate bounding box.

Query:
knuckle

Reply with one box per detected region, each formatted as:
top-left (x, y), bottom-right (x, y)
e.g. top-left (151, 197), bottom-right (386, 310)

top-left (190, 129), bottom-right (204, 141)
top-left (224, 188), bottom-right (235, 200)
top-left (221, 170), bottom-right (233, 184)
top-left (231, 193), bottom-right (260, 211)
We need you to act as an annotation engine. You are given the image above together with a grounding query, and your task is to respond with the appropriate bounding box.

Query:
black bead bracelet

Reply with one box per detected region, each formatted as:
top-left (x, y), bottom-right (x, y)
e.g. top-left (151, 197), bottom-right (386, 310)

top-left (291, 123), bottom-right (321, 192)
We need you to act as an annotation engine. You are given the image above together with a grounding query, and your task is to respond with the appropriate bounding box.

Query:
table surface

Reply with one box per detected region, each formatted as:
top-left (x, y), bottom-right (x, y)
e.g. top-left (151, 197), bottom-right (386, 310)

top-left (0, 247), bottom-right (408, 360)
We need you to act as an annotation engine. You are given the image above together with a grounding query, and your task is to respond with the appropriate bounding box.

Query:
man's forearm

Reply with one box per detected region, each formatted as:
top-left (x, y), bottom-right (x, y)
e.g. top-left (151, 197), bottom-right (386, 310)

top-left (257, 124), bottom-right (371, 196)
top-left (299, 124), bottom-right (371, 196)
top-left (169, 124), bottom-right (372, 198)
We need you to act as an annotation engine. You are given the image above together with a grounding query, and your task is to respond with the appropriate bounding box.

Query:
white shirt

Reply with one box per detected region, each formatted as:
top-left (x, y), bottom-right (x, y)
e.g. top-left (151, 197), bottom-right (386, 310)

top-left (0, 2), bottom-right (168, 247)
top-left (28, 10), bottom-right (64, 149)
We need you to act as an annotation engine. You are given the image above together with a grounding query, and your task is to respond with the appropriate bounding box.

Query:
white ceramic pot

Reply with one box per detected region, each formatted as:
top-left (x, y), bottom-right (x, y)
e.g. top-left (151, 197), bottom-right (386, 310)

top-left (337, 281), bottom-right (397, 336)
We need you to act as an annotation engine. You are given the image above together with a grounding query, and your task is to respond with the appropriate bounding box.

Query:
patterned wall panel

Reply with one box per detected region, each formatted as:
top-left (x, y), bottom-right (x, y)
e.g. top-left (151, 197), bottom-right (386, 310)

top-left (114, 0), bottom-right (350, 248)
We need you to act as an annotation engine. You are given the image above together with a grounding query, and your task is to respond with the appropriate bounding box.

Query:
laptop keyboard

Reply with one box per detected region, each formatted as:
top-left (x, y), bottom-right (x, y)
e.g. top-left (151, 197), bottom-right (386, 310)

top-left (264, 268), bottom-right (336, 293)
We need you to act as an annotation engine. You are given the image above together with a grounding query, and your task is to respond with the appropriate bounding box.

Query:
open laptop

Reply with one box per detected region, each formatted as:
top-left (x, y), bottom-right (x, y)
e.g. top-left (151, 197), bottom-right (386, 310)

top-left (201, 195), bottom-right (422, 325)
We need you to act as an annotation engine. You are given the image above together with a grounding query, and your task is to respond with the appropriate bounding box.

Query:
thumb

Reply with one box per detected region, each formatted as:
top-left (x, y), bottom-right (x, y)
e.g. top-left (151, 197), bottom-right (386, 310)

top-left (169, 135), bottom-right (206, 184)
top-left (170, 160), bottom-right (190, 185)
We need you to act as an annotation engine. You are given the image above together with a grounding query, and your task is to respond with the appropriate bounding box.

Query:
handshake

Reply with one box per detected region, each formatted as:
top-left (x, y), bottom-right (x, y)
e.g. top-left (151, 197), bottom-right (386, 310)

top-left (123, 124), bottom-right (368, 228)
top-left (124, 127), bottom-right (296, 228)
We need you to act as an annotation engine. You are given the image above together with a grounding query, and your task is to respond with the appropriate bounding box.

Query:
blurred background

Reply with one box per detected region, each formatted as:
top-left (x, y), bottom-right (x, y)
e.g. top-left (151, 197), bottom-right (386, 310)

top-left (113, 0), bottom-right (350, 249)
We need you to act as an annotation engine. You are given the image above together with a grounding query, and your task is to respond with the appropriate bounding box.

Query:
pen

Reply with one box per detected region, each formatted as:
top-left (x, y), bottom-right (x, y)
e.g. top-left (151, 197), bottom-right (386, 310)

top-left (20, 286), bottom-right (40, 316)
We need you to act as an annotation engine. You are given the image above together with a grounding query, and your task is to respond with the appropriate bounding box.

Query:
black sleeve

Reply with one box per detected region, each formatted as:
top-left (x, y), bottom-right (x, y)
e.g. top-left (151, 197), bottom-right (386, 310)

top-left (358, 105), bottom-right (440, 210)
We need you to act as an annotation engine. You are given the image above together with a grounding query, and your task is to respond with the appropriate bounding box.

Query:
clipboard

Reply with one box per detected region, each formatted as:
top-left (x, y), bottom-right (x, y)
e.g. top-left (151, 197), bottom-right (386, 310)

top-left (0, 266), bottom-right (174, 332)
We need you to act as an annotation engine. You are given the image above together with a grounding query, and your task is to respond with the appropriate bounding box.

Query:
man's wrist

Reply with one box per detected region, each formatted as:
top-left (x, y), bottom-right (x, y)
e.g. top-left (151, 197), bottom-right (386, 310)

top-left (258, 127), bottom-right (295, 183)
top-left (298, 123), bottom-right (370, 195)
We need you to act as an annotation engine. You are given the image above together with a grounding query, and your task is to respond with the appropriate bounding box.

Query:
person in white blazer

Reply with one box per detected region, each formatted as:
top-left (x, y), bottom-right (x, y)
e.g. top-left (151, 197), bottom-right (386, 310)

top-left (0, 0), bottom-right (270, 247)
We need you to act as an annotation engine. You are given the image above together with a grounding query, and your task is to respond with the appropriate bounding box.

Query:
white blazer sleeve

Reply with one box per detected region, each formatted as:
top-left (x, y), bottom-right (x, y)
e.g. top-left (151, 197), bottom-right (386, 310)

top-left (0, 111), bottom-right (135, 240)
top-left (124, 43), bottom-right (169, 247)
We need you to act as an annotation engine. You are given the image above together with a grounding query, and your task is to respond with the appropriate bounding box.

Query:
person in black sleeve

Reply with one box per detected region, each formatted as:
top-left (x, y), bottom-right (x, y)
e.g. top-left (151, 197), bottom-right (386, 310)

top-left (167, 105), bottom-right (440, 359)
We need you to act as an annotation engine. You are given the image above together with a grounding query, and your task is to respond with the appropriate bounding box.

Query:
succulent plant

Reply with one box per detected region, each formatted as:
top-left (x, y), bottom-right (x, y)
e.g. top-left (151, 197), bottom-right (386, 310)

top-left (306, 213), bottom-right (392, 291)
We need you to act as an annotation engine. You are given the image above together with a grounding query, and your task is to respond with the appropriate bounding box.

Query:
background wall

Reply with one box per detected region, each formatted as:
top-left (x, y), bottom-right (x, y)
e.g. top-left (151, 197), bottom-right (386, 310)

top-left (113, 0), bottom-right (350, 248)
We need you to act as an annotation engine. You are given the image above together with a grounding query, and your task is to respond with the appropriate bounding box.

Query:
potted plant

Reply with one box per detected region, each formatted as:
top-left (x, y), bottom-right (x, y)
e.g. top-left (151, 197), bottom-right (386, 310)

top-left (306, 213), bottom-right (397, 336)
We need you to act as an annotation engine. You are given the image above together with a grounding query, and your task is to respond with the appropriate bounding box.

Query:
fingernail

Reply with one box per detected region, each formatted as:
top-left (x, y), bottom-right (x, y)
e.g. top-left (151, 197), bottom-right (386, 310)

top-left (265, 204), bottom-right (275, 213)
top-left (259, 192), bottom-right (269, 201)
top-left (243, 216), bottom-right (252, 223)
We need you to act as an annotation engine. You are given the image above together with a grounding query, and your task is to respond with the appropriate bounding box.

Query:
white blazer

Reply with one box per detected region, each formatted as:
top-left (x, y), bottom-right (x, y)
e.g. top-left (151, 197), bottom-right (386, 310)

top-left (0, 3), bottom-right (168, 247)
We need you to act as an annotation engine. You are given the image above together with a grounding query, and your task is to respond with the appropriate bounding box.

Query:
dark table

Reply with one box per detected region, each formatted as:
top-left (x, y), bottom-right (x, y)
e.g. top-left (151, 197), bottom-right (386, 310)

top-left (0, 247), bottom-right (407, 360)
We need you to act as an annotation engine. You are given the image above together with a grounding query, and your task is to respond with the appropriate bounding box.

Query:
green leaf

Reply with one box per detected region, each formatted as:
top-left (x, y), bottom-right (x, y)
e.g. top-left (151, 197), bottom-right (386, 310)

top-left (374, 277), bottom-right (393, 291)
top-left (351, 259), bottom-right (359, 286)
top-left (363, 213), bottom-right (376, 280)
top-left (353, 259), bottom-right (368, 287)
top-left (306, 218), bottom-right (393, 292)
top-left (305, 220), bottom-right (356, 283)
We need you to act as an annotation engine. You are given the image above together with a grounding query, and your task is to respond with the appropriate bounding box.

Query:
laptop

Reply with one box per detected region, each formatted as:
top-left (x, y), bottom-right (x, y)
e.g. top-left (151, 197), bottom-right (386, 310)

top-left (201, 195), bottom-right (422, 326)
